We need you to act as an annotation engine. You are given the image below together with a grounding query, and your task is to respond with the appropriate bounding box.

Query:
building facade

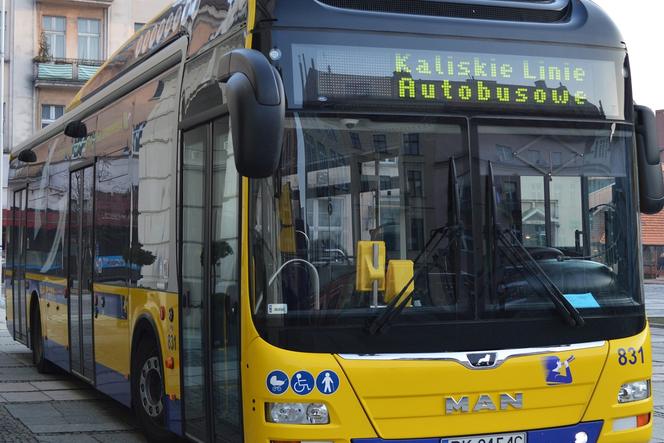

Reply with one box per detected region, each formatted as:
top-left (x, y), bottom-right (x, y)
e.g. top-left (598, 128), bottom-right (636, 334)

top-left (11, 0), bottom-right (171, 144)
top-left (0, 0), bottom-right (172, 248)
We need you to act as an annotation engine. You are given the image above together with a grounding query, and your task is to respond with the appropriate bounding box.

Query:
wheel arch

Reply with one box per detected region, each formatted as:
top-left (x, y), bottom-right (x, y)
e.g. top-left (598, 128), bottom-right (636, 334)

top-left (130, 313), bottom-right (165, 397)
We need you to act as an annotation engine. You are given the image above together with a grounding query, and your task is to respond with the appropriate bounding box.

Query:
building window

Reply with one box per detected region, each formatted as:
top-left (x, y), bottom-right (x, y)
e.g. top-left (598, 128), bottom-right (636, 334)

top-left (41, 105), bottom-right (64, 128)
top-left (350, 132), bottom-right (361, 150)
top-left (403, 133), bottom-right (420, 155)
top-left (407, 170), bottom-right (423, 197)
top-left (134, 23), bottom-right (145, 32)
top-left (410, 217), bottom-right (424, 250)
top-left (43, 16), bottom-right (66, 59)
top-left (373, 134), bottom-right (387, 152)
top-left (78, 18), bottom-right (101, 60)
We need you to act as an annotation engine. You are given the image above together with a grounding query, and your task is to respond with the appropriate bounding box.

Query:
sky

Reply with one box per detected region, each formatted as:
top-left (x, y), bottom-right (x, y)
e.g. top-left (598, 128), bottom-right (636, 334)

top-left (592, 0), bottom-right (664, 111)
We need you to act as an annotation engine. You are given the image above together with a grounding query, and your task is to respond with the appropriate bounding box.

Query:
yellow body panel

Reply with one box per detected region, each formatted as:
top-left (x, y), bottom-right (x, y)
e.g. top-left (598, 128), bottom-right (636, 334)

top-left (584, 325), bottom-right (653, 442)
top-left (94, 283), bottom-right (130, 377)
top-left (242, 336), bottom-right (378, 442)
top-left (337, 344), bottom-right (607, 439)
top-left (16, 272), bottom-right (180, 401)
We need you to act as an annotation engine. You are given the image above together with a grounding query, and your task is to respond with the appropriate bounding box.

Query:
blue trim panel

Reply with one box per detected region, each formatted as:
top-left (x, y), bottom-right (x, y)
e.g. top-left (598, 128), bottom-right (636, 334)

top-left (44, 338), bottom-right (70, 372)
top-left (165, 397), bottom-right (183, 435)
top-left (95, 362), bottom-right (131, 407)
top-left (352, 421), bottom-right (604, 443)
top-left (95, 291), bottom-right (127, 320)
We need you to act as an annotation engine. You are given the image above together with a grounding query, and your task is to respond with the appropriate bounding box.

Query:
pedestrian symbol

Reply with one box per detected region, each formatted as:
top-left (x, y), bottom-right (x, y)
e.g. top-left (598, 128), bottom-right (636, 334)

top-left (291, 371), bottom-right (315, 395)
top-left (316, 370), bottom-right (340, 395)
top-left (266, 370), bottom-right (289, 395)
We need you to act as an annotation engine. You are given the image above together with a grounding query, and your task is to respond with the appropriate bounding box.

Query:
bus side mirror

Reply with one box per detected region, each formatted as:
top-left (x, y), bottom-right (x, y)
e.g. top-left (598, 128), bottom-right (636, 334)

top-left (17, 149), bottom-right (37, 163)
top-left (221, 49), bottom-right (285, 178)
top-left (635, 105), bottom-right (664, 214)
top-left (64, 121), bottom-right (88, 139)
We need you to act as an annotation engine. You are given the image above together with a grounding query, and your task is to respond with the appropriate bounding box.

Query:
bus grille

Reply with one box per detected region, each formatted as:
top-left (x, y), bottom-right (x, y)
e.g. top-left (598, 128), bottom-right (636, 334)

top-left (315, 0), bottom-right (571, 23)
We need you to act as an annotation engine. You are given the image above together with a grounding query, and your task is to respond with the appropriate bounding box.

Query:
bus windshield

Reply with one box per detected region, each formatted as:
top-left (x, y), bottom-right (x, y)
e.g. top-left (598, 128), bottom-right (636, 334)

top-left (250, 114), bottom-right (641, 353)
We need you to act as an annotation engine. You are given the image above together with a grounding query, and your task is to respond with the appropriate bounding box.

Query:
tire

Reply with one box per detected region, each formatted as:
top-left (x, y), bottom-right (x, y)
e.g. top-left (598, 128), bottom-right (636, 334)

top-left (31, 307), bottom-right (53, 374)
top-left (132, 336), bottom-right (176, 442)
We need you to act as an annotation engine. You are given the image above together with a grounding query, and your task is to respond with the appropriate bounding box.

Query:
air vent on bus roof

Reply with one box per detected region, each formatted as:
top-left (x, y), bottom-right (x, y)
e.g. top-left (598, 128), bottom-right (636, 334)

top-left (315, 0), bottom-right (571, 23)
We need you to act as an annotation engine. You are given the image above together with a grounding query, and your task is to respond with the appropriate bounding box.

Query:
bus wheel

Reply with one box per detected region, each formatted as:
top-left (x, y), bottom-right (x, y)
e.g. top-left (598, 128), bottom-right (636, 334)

top-left (31, 307), bottom-right (52, 373)
top-left (132, 337), bottom-right (174, 442)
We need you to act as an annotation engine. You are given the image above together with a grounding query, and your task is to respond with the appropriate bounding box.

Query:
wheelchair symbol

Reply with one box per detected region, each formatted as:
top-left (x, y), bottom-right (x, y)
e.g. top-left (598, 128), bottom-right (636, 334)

top-left (290, 370), bottom-right (314, 395)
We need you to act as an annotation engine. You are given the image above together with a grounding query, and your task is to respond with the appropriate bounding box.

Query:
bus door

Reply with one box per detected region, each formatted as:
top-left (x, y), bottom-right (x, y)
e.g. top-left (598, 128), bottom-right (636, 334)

top-left (68, 165), bottom-right (95, 382)
top-left (11, 189), bottom-right (28, 344)
top-left (181, 116), bottom-right (242, 442)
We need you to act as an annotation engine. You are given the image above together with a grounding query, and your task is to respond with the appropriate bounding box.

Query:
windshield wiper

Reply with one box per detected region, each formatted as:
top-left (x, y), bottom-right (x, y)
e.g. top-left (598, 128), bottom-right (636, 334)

top-left (487, 162), bottom-right (585, 328)
top-left (367, 157), bottom-right (462, 335)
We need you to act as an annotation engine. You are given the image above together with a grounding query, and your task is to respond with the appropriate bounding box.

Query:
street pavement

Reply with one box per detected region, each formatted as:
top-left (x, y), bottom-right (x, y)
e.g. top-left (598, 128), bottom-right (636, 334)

top-left (646, 284), bottom-right (664, 442)
top-left (0, 303), bottom-right (147, 442)
top-left (2, 289), bottom-right (664, 441)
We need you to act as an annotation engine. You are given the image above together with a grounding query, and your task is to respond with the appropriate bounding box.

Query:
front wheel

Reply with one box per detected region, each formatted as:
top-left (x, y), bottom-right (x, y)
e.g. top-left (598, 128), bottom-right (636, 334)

top-left (132, 338), bottom-right (175, 442)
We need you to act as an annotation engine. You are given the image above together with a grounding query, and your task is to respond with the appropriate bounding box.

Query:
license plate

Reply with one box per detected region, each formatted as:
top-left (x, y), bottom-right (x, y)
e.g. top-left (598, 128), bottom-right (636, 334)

top-left (442, 432), bottom-right (527, 443)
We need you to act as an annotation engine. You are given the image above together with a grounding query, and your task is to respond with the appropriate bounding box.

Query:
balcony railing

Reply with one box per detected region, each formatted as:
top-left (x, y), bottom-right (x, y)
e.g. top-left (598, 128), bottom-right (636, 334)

top-left (34, 58), bottom-right (104, 87)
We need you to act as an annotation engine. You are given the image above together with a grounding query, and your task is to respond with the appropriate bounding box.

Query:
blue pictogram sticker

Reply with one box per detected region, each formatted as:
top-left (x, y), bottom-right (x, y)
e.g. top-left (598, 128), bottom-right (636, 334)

top-left (266, 370), bottom-right (289, 395)
top-left (316, 370), bottom-right (340, 395)
top-left (543, 355), bottom-right (574, 385)
top-left (290, 370), bottom-right (315, 395)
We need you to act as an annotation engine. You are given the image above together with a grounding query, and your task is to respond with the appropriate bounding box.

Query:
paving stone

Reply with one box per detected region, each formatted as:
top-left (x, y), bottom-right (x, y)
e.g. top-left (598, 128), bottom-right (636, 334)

top-left (1, 392), bottom-right (51, 403)
top-left (0, 383), bottom-right (37, 393)
top-left (0, 405), bottom-right (36, 442)
top-left (30, 381), bottom-right (84, 391)
top-left (92, 432), bottom-right (147, 443)
top-left (27, 423), bottom-right (131, 434)
top-left (36, 435), bottom-right (97, 443)
top-left (43, 390), bottom-right (100, 401)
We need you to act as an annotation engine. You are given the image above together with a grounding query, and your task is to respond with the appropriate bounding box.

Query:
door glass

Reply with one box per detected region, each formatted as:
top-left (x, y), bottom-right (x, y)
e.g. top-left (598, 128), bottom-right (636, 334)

top-left (69, 171), bottom-right (82, 374)
top-left (211, 118), bottom-right (241, 442)
top-left (81, 167), bottom-right (95, 379)
top-left (182, 126), bottom-right (207, 440)
top-left (69, 167), bottom-right (95, 380)
top-left (12, 190), bottom-right (27, 342)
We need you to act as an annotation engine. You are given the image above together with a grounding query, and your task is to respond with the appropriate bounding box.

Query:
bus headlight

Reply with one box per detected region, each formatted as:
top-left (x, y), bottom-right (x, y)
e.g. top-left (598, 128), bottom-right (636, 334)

top-left (618, 380), bottom-right (650, 403)
top-left (266, 402), bottom-right (330, 424)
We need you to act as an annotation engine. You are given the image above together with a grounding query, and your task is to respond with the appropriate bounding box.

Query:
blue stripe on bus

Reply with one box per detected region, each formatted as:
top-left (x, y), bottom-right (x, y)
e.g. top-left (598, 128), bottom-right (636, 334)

top-left (44, 339), bottom-right (70, 372)
top-left (95, 362), bottom-right (131, 407)
top-left (166, 397), bottom-right (183, 435)
top-left (94, 291), bottom-right (127, 320)
top-left (353, 421), bottom-right (604, 443)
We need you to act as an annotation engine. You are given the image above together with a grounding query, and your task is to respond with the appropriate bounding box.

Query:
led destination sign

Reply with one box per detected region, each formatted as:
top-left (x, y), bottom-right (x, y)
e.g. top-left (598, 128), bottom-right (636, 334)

top-left (293, 44), bottom-right (621, 118)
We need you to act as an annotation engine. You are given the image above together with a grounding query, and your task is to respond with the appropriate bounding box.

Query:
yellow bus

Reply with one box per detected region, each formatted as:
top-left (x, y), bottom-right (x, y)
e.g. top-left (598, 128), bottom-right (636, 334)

top-left (5, 0), bottom-right (664, 442)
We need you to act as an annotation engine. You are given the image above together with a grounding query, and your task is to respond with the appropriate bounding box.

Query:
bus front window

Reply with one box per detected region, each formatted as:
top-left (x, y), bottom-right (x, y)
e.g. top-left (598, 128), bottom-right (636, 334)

top-left (250, 116), bottom-right (641, 353)
top-left (251, 114), bottom-right (473, 316)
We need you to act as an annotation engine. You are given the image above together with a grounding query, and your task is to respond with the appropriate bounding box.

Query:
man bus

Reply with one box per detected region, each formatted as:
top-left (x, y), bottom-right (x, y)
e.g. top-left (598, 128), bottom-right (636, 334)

top-left (5, 0), bottom-right (664, 442)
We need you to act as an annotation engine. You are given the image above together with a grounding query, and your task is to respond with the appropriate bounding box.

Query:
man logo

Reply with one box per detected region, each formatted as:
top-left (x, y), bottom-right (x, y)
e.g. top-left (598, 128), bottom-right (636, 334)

top-left (445, 393), bottom-right (523, 414)
top-left (467, 352), bottom-right (497, 368)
